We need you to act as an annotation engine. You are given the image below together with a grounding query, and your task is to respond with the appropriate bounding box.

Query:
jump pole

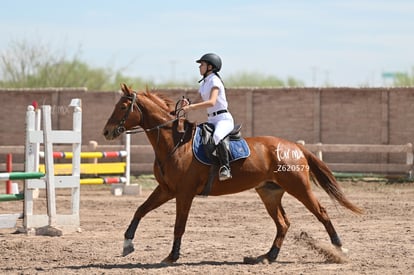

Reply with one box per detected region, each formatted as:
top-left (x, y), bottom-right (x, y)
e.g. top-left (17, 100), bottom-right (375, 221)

top-left (0, 172), bottom-right (44, 203)
top-left (0, 193), bottom-right (24, 202)
top-left (0, 171), bottom-right (44, 202)
top-left (38, 133), bottom-right (131, 186)
top-left (0, 172), bottom-right (44, 181)
top-left (39, 151), bottom-right (128, 159)
top-left (38, 149), bottom-right (129, 185)
top-left (0, 172), bottom-right (44, 228)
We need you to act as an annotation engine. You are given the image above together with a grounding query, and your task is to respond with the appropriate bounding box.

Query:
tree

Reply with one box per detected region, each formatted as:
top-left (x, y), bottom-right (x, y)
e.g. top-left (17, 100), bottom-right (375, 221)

top-left (0, 39), bottom-right (306, 90)
top-left (113, 72), bottom-right (155, 91)
top-left (0, 39), bottom-right (56, 87)
top-left (0, 39), bottom-right (117, 90)
top-left (37, 59), bottom-right (115, 90)
top-left (225, 71), bottom-right (303, 87)
top-left (393, 69), bottom-right (414, 87)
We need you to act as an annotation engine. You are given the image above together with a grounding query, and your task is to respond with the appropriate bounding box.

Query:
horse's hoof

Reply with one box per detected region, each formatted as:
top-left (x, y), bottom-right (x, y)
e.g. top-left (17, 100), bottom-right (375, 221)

top-left (161, 256), bottom-right (176, 265)
top-left (336, 246), bottom-right (349, 254)
top-left (243, 255), bottom-right (272, 265)
top-left (122, 245), bottom-right (135, 257)
top-left (122, 239), bottom-right (135, 257)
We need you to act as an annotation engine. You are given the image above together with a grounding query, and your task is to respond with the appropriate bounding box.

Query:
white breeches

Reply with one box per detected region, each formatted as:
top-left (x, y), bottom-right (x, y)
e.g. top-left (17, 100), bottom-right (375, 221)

top-left (207, 113), bottom-right (234, 145)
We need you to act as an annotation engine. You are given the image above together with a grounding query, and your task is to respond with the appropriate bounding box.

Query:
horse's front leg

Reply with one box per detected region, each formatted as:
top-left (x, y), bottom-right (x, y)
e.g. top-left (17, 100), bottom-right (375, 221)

top-left (161, 193), bottom-right (195, 264)
top-left (123, 185), bottom-right (174, 256)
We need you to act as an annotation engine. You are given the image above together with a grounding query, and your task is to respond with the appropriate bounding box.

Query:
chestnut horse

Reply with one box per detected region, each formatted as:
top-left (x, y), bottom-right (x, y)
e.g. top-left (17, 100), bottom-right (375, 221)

top-left (103, 84), bottom-right (362, 264)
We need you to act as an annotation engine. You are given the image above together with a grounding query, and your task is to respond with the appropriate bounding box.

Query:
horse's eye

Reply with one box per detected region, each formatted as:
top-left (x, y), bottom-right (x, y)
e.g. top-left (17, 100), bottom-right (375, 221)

top-left (120, 105), bottom-right (127, 110)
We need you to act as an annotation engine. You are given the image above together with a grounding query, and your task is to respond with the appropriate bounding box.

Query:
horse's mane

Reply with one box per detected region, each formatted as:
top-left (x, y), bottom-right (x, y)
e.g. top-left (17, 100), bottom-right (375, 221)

top-left (142, 90), bottom-right (195, 143)
top-left (143, 90), bottom-right (175, 114)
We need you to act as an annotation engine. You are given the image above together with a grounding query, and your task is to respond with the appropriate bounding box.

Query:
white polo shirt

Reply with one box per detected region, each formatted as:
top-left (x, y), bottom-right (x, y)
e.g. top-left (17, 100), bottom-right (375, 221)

top-left (199, 73), bottom-right (228, 115)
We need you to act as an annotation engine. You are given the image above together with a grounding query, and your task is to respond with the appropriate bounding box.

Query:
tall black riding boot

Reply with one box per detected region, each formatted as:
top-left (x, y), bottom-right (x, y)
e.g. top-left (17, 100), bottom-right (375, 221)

top-left (216, 140), bottom-right (232, 181)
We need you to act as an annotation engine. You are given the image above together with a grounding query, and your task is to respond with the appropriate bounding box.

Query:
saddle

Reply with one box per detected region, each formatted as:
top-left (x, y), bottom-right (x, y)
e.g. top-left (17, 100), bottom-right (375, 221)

top-left (194, 123), bottom-right (249, 166)
top-left (202, 122), bottom-right (242, 142)
top-left (193, 123), bottom-right (250, 196)
top-left (200, 123), bottom-right (242, 165)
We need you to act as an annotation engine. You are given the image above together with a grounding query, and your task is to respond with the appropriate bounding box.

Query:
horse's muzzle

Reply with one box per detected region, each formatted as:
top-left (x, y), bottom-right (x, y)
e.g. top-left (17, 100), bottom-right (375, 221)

top-left (103, 127), bottom-right (120, 140)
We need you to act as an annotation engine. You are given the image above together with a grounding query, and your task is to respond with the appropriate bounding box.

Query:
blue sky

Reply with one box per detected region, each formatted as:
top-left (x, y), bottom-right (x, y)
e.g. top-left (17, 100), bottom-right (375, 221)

top-left (1, 0), bottom-right (413, 87)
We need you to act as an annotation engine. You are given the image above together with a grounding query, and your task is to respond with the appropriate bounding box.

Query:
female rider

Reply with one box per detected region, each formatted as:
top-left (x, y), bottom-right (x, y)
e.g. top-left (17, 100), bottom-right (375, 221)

top-left (182, 53), bottom-right (234, 181)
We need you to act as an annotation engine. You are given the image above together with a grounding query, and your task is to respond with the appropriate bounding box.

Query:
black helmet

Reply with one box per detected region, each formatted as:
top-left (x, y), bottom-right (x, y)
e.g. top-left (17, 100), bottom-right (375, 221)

top-left (196, 53), bottom-right (222, 72)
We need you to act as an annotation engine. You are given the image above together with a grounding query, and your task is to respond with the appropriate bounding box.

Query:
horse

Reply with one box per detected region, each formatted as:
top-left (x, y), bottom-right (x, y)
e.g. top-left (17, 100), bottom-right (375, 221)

top-left (102, 83), bottom-right (363, 264)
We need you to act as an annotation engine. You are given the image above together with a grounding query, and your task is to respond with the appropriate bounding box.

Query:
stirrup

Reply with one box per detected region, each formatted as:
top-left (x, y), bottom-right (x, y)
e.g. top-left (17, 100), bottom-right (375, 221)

top-left (219, 166), bottom-right (232, 181)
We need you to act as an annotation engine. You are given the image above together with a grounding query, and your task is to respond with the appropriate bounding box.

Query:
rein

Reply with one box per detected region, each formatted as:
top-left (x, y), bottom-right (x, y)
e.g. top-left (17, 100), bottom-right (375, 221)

top-left (116, 93), bottom-right (190, 175)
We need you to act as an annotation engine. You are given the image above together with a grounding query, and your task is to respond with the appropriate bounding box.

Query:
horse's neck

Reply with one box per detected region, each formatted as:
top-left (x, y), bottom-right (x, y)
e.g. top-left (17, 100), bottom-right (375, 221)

top-left (144, 116), bottom-right (176, 155)
top-left (144, 118), bottom-right (193, 160)
top-left (146, 129), bottom-right (170, 148)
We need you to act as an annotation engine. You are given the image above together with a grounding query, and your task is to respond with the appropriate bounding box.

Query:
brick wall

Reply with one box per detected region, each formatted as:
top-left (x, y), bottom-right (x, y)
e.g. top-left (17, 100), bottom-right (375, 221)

top-left (1, 87), bottom-right (413, 171)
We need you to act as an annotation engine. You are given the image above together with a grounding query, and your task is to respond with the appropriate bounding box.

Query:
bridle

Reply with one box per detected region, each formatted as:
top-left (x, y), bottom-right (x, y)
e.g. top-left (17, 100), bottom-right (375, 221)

top-left (115, 92), bottom-right (177, 135)
top-left (115, 92), bottom-right (141, 136)
top-left (114, 92), bottom-right (190, 175)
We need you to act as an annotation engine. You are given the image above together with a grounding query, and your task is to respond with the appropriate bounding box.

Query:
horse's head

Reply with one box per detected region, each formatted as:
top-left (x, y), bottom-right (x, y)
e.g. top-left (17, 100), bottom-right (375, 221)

top-left (103, 83), bottom-right (179, 140)
top-left (103, 83), bottom-right (142, 140)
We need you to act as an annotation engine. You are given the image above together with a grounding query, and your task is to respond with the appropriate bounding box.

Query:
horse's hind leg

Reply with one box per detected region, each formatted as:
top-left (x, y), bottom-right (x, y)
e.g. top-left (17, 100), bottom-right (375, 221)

top-left (245, 182), bottom-right (289, 264)
top-left (298, 191), bottom-right (344, 249)
top-left (285, 176), bottom-right (344, 250)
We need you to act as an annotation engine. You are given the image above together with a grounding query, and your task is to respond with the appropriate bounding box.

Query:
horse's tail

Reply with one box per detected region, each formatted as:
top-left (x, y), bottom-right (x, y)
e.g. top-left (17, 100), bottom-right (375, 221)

top-left (298, 144), bottom-right (363, 214)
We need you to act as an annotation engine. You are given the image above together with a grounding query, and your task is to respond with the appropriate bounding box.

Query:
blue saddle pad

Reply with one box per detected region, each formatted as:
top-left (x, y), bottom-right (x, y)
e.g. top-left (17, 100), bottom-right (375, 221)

top-left (193, 125), bottom-right (250, 165)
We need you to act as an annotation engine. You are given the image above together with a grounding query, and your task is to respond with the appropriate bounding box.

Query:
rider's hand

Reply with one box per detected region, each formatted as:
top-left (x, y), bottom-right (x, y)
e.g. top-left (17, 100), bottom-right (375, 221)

top-left (182, 104), bottom-right (191, 112)
top-left (182, 98), bottom-right (190, 107)
top-left (181, 98), bottom-right (192, 113)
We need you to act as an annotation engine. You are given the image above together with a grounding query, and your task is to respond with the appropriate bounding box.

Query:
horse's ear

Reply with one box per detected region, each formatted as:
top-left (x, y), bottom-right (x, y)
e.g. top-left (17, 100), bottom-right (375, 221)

top-left (120, 83), bottom-right (128, 94)
top-left (120, 83), bottom-right (132, 96)
top-left (145, 85), bottom-right (150, 94)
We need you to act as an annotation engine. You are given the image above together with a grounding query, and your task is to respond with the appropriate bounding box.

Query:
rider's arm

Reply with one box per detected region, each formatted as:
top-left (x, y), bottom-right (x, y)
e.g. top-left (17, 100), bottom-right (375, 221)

top-left (183, 87), bottom-right (219, 111)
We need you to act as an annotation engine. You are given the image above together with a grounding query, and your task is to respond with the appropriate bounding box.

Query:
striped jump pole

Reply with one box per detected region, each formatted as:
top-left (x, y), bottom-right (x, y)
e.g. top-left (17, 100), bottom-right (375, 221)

top-left (0, 173), bottom-right (44, 202)
top-left (0, 172), bottom-right (45, 181)
top-left (39, 151), bottom-right (127, 159)
top-left (80, 177), bottom-right (127, 185)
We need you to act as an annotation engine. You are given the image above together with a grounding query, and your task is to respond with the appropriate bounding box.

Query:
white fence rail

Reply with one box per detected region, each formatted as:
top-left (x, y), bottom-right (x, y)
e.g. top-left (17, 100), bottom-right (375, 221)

top-left (300, 142), bottom-right (413, 177)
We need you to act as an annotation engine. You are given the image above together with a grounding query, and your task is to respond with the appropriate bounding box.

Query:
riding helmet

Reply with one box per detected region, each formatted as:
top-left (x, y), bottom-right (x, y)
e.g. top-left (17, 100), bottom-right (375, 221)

top-left (196, 53), bottom-right (222, 72)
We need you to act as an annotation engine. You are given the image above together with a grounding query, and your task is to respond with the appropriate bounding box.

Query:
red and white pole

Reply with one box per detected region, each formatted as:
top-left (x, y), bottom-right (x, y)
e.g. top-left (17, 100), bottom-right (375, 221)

top-left (6, 154), bottom-right (12, 194)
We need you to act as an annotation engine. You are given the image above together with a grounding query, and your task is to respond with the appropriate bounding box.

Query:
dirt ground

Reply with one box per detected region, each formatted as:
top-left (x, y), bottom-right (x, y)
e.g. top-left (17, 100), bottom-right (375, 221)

top-left (1, 180), bottom-right (413, 275)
